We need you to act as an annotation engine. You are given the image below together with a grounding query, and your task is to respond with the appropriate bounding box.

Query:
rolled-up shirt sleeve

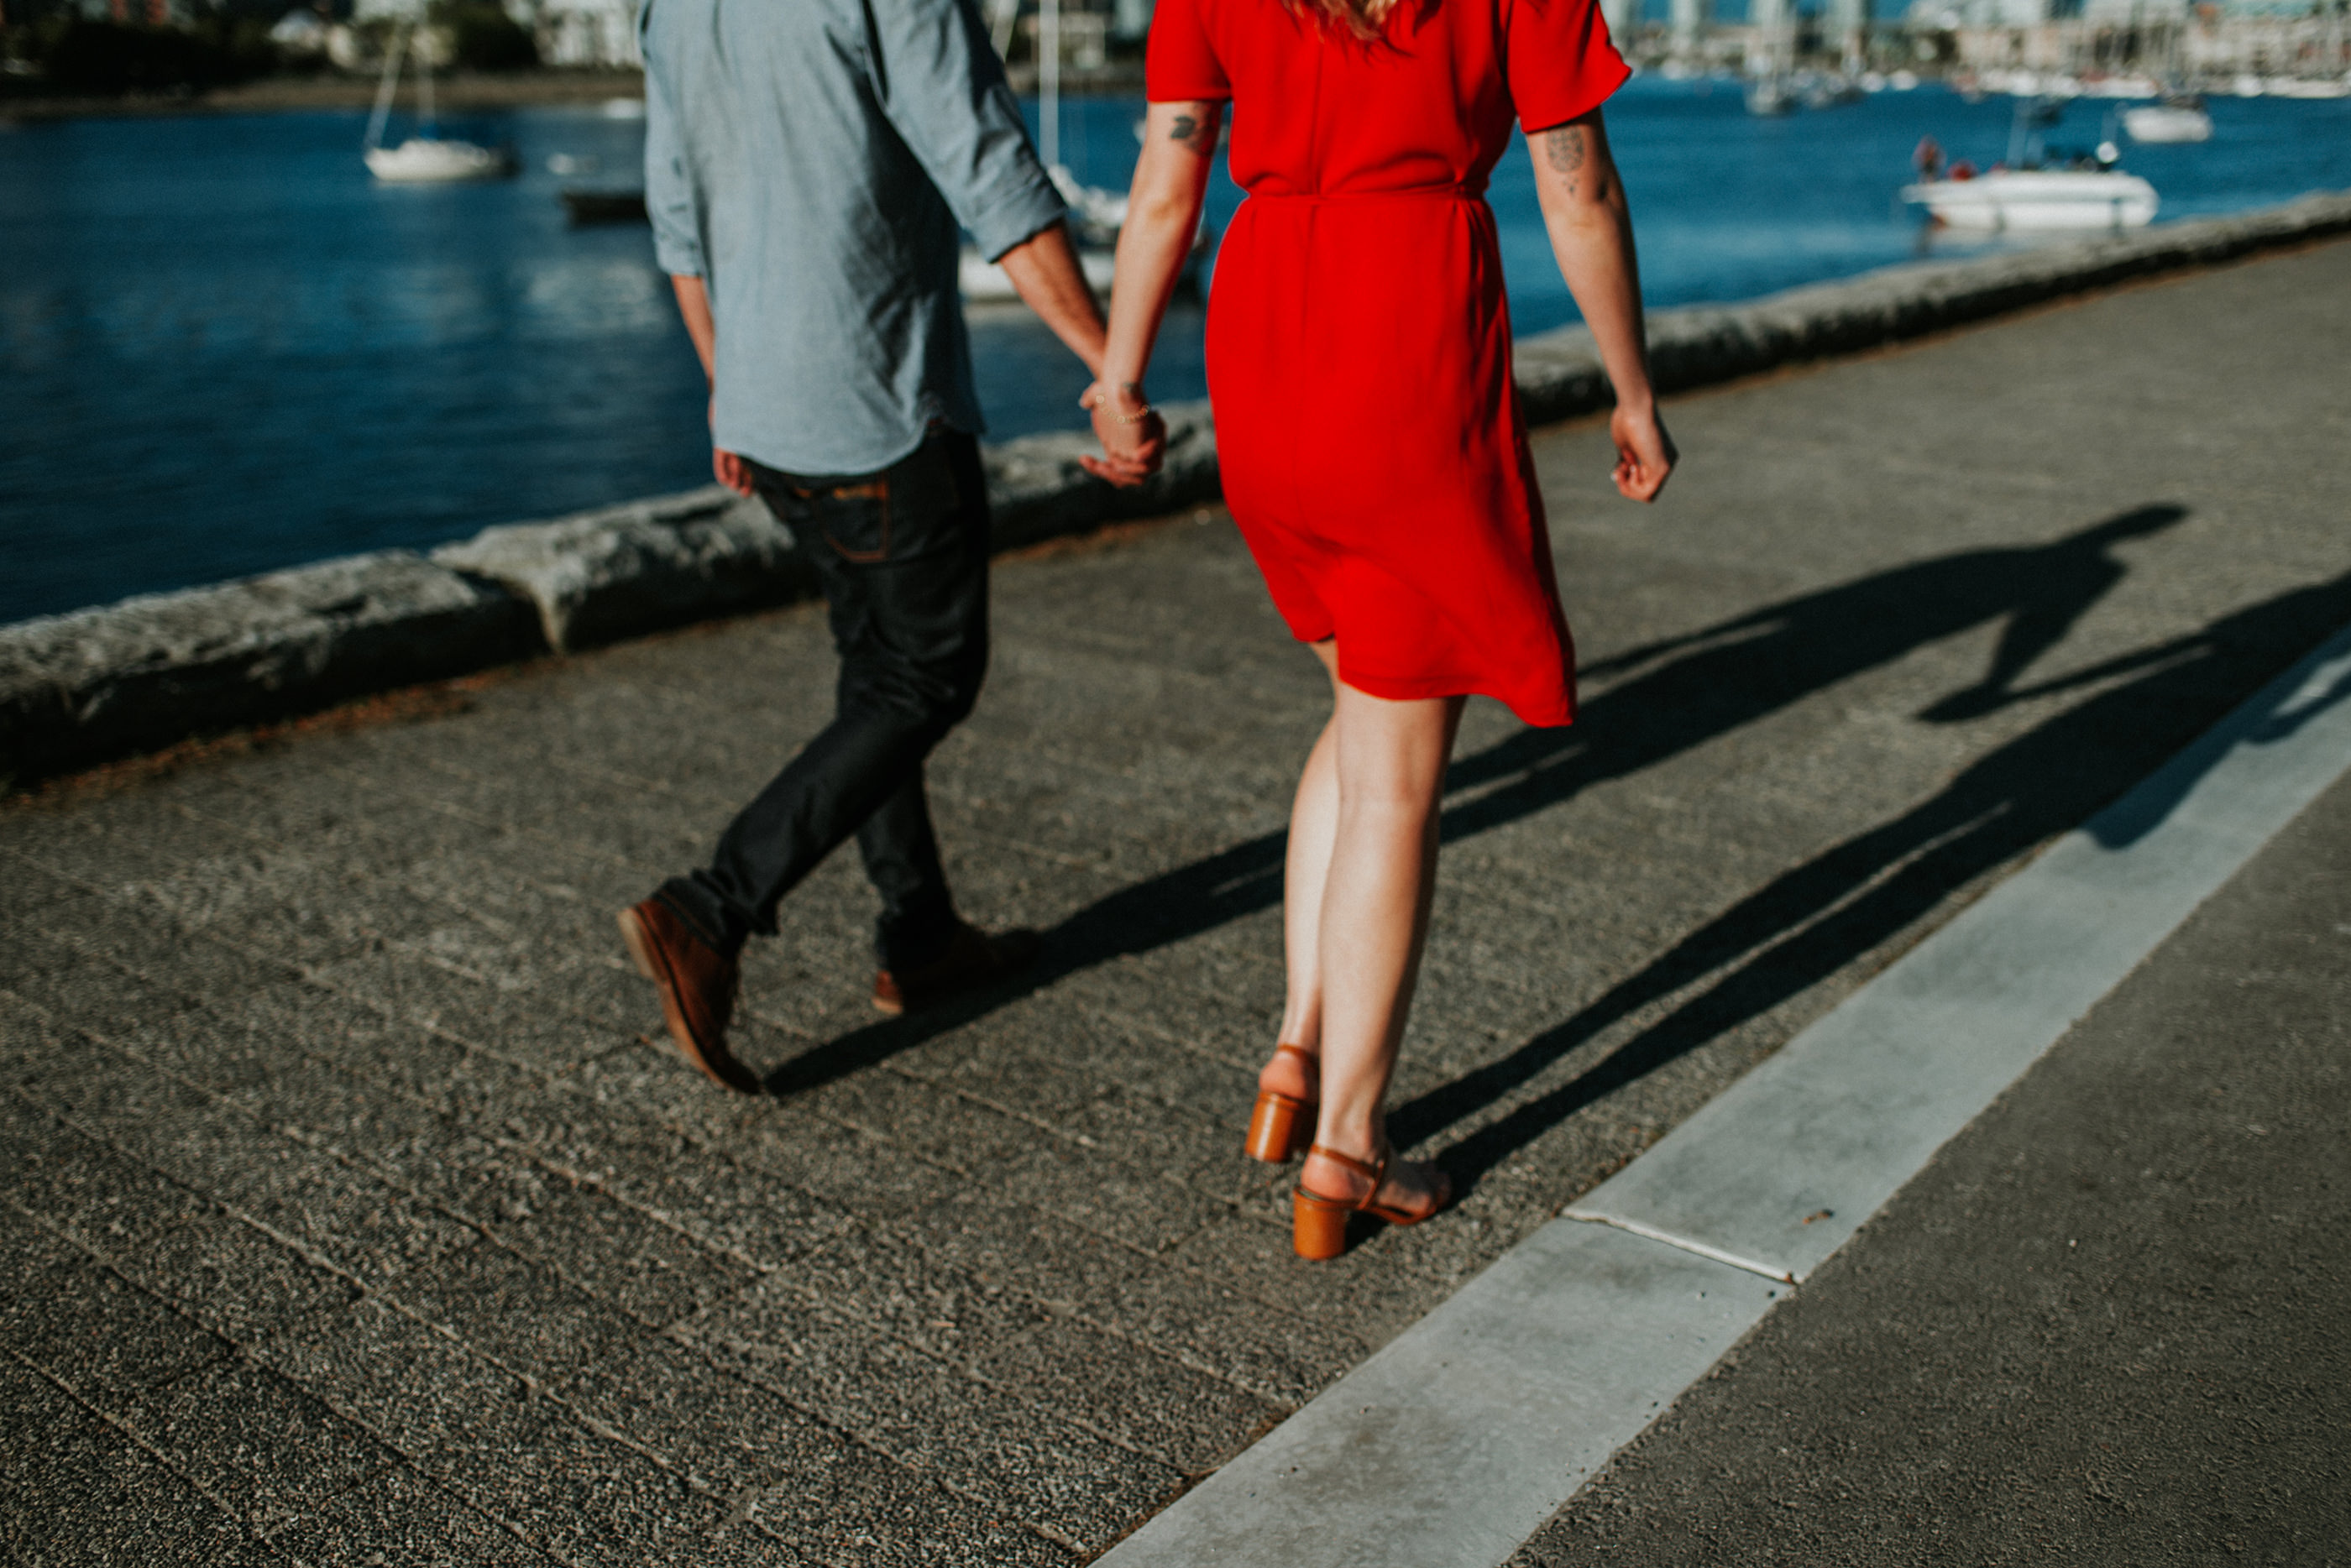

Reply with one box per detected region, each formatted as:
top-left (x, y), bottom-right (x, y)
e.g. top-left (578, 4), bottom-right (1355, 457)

top-left (867, 0), bottom-right (1065, 261)
top-left (641, 9), bottom-right (707, 276)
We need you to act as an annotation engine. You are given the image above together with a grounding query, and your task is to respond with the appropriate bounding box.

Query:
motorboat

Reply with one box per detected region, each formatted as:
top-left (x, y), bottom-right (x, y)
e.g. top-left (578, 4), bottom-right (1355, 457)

top-left (363, 24), bottom-right (516, 183)
top-left (1903, 168), bottom-right (2157, 231)
top-left (2123, 96), bottom-right (2213, 144)
top-left (1906, 92), bottom-right (2157, 233)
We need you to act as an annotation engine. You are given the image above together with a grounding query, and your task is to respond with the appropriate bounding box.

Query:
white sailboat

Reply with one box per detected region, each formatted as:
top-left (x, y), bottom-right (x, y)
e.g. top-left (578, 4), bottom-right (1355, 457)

top-left (961, 0), bottom-right (1212, 302)
top-left (364, 23), bottom-right (517, 184)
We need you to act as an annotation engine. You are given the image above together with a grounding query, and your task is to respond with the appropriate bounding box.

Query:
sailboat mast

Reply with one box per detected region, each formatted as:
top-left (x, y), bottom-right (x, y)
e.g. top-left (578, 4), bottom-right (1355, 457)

top-left (1040, 0), bottom-right (1060, 170)
top-left (417, 22), bottom-right (436, 133)
top-left (364, 22), bottom-right (403, 150)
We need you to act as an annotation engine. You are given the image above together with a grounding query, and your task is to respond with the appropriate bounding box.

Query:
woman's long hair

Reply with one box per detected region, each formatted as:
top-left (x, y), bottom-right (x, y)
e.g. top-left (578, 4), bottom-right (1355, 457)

top-left (1284, 0), bottom-right (1402, 41)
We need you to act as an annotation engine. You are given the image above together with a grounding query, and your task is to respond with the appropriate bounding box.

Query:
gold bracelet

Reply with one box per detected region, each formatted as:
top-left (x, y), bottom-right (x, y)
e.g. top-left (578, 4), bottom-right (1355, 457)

top-left (1093, 383), bottom-right (1153, 425)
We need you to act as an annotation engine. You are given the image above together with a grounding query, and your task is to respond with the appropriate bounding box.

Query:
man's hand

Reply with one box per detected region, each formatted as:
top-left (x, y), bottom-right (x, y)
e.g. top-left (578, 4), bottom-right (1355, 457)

top-left (672, 277), bottom-right (755, 496)
top-left (1077, 382), bottom-right (1165, 488)
top-left (1610, 401), bottom-right (1676, 503)
top-left (715, 446), bottom-right (753, 497)
top-left (707, 400), bottom-right (754, 496)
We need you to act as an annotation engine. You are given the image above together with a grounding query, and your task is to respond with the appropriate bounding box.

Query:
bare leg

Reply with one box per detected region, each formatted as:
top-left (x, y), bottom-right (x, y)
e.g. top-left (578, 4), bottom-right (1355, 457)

top-left (1259, 643), bottom-right (1343, 1105)
top-left (1301, 672), bottom-right (1463, 1215)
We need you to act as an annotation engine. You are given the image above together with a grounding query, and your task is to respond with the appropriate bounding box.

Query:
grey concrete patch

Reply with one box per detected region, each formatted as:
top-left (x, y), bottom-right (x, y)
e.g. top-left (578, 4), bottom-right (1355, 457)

top-left (1098, 1221), bottom-right (1782, 1568)
top-left (1569, 621), bottom-right (2351, 1283)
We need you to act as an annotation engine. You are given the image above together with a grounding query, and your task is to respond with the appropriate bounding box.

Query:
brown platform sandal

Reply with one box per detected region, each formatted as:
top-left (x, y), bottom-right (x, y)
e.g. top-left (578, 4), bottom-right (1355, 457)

top-left (1244, 1043), bottom-right (1319, 1163)
top-left (1292, 1139), bottom-right (1453, 1260)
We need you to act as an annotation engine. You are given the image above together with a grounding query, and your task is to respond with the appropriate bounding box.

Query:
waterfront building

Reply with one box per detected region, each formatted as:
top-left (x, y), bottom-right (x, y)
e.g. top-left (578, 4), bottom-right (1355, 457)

top-left (504, 0), bottom-right (639, 67)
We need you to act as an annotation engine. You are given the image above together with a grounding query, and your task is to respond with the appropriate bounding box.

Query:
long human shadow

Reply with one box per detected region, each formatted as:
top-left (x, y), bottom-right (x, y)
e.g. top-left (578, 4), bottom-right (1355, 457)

top-left (767, 503), bottom-right (2191, 1095)
top-left (1391, 568), bottom-right (2351, 1192)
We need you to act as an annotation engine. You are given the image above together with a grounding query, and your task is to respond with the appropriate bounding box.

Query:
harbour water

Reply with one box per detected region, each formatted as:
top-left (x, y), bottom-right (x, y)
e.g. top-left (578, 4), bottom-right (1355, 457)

top-left (3, 79), bottom-right (2347, 625)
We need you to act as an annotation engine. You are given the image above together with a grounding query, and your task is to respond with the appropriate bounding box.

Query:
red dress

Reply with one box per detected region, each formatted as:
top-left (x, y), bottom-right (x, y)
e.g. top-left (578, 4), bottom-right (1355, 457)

top-left (1147, 0), bottom-right (1627, 725)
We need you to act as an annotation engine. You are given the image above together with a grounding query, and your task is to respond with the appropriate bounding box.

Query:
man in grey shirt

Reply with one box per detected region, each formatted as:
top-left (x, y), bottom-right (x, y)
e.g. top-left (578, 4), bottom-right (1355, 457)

top-left (618, 0), bottom-right (1161, 1093)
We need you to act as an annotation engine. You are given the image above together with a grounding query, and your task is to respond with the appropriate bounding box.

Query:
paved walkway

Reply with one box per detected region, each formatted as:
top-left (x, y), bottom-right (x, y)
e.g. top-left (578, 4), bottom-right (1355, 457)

top-left (3, 238), bottom-right (2348, 1565)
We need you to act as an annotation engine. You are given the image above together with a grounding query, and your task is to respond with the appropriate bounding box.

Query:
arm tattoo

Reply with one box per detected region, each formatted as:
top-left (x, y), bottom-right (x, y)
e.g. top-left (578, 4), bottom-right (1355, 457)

top-left (1167, 103), bottom-right (1223, 155)
top-left (1542, 125), bottom-right (1588, 176)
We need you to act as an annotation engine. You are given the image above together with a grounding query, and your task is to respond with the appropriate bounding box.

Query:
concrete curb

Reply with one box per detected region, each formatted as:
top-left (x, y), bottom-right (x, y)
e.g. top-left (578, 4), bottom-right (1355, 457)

top-left (0, 404), bottom-right (1220, 782)
top-left (7, 193), bottom-right (2346, 779)
top-left (1097, 619), bottom-right (2351, 1568)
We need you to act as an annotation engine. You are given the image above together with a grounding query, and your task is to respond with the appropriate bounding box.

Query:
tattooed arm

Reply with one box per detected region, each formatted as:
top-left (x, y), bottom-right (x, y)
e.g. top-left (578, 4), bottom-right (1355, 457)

top-left (1081, 98), bottom-right (1225, 482)
top-left (1531, 108), bottom-right (1677, 503)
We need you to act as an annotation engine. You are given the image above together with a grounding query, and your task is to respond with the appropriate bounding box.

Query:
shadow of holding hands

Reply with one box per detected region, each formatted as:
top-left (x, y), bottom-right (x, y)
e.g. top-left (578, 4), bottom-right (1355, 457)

top-left (767, 504), bottom-right (2350, 1188)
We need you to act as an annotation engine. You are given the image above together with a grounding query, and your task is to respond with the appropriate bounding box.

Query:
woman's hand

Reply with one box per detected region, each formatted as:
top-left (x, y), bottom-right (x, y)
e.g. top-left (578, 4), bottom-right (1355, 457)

top-left (1610, 400), bottom-right (1676, 503)
top-left (1079, 381), bottom-right (1167, 486)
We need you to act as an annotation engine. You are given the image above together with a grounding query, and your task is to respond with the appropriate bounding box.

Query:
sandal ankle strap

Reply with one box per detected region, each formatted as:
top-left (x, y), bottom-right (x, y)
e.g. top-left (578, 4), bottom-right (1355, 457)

top-left (1304, 1140), bottom-right (1389, 1192)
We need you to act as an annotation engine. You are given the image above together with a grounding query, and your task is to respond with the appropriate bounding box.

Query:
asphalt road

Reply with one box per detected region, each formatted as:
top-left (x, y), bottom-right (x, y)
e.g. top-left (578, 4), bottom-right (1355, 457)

top-left (1512, 768), bottom-right (2351, 1565)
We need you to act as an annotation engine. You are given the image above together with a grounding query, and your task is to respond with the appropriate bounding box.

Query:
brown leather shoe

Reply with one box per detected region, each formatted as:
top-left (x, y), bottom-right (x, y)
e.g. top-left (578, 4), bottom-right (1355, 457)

top-left (617, 898), bottom-right (760, 1094)
top-left (872, 921), bottom-right (1040, 1015)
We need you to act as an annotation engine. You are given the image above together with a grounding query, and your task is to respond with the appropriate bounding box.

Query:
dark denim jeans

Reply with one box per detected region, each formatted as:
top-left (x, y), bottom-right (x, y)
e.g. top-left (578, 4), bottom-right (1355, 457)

top-left (657, 428), bottom-right (989, 970)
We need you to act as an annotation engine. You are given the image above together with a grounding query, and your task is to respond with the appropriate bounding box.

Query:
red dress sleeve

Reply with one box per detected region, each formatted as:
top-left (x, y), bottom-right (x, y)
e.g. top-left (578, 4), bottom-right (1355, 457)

top-left (1145, 0), bottom-right (1233, 102)
top-left (1505, 0), bottom-right (1631, 133)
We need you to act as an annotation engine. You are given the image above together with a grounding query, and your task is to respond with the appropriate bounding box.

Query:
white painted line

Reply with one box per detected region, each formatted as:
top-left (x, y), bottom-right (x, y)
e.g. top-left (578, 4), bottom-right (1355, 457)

top-left (1558, 1209), bottom-right (1795, 1283)
top-left (1574, 622), bottom-right (2351, 1283)
top-left (1100, 620), bottom-right (2351, 1568)
top-left (1102, 1222), bottom-right (1782, 1568)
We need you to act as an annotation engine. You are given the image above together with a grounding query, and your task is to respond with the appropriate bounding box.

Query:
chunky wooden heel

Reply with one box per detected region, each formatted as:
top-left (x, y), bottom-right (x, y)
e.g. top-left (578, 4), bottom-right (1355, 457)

top-left (1291, 1184), bottom-right (1353, 1260)
top-left (1244, 1043), bottom-right (1319, 1163)
top-left (1291, 1139), bottom-right (1453, 1260)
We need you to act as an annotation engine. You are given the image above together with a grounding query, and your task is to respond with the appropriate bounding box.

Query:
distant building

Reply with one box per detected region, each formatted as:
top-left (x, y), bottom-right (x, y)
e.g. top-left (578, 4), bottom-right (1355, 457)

top-left (511, 0), bottom-right (641, 68)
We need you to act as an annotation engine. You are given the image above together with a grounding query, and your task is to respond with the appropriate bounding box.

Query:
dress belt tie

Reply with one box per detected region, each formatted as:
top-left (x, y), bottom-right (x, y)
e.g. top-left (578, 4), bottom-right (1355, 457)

top-left (1246, 185), bottom-right (1480, 203)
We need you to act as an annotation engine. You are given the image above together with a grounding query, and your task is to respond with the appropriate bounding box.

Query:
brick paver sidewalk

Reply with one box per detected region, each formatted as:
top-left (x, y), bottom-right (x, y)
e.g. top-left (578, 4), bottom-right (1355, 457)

top-left (5, 241), bottom-right (2347, 1565)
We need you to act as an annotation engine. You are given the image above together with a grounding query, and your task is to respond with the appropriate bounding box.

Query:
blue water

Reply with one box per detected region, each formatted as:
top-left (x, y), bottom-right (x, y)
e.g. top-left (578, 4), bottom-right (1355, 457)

top-left (3, 81), bottom-right (2348, 625)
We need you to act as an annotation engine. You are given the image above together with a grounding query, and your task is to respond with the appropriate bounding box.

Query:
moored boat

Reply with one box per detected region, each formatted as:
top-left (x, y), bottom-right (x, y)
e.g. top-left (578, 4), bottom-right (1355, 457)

top-left (559, 189), bottom-right (649, 225)
top-left (361, 23), bottom-right (516, 185)
top-left (1903, 168), bottom-right (2157, 231)
top-left (366, 139), bottom-right (516, 183)
top-left (2123, 96), bottom-right (2212, 144)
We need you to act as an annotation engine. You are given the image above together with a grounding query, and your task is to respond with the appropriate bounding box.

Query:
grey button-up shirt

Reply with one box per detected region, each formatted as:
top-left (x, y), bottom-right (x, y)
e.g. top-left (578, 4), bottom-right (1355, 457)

top-left (641, 0), bottom-right (1065, 476)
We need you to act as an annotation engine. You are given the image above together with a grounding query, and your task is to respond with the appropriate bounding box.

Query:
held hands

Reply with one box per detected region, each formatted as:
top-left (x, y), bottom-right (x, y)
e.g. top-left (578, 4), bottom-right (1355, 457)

top-left (1610, 400), bottom-right (1677, 504)
top-left (1079, 382), bottom-right (1167, 488)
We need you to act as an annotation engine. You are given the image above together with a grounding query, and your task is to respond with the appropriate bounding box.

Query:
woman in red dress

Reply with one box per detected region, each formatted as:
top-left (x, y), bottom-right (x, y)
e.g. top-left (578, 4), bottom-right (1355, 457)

top-left (1086, 0), bottom-right (1675, 1258)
